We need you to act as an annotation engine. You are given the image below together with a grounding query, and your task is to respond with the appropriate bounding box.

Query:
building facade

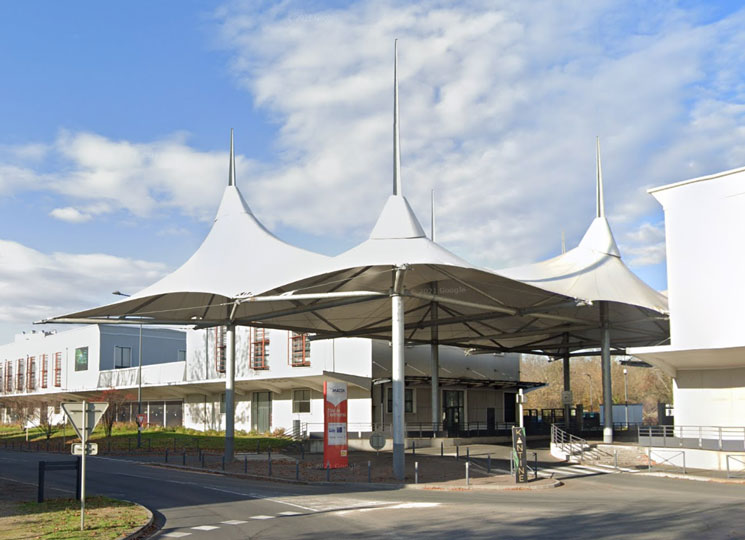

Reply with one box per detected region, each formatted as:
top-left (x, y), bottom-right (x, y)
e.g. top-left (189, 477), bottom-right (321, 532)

top-left (0, 324), bottom-right (529, 437)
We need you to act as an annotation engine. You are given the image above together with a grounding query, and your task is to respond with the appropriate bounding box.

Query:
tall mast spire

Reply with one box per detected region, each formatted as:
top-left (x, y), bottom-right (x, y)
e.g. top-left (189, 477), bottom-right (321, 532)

top-left (431, 189), bottom-right (436, 241)
top-left (393, 39), bottom-right (401, 196)
top-left (596, 136), bottom-right (604, 218)
top-left (229, 128), bottom-right (236, 187)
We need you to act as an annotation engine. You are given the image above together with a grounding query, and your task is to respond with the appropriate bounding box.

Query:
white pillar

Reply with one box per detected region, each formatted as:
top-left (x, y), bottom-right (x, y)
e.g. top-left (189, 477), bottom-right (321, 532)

top-left (430, 299), bottom-right (440, 433)
top-left (600, 302), bottom-right (613, 443)
top-left (392, 293), bottom-right (405, 480)
top-left (224, 324), bottom-right (236, 461)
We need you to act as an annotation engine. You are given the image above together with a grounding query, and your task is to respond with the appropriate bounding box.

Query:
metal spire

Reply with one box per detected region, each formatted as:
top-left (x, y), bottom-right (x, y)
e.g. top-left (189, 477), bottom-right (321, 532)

top-left (229, 128), bottom-right (236, 187)
top-left (596, 136), bottom-right (604, 218)
top-left (393, 40), bottom-right (401, 196)
top-left (431, 189), bottom-right (436, 241)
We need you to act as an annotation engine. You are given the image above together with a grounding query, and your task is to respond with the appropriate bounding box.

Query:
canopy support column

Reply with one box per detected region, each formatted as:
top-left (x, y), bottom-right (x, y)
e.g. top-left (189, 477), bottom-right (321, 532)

top-left (600, 302), bottom-right (613, 443)
top-left (430, 297), bottom-right (440, 434)
top-left (562, 333), bottom-right (571, 431)
top-left (224, 324), bottom-right (236, 462)
top-left (391, 266), bottom-right (407, 481)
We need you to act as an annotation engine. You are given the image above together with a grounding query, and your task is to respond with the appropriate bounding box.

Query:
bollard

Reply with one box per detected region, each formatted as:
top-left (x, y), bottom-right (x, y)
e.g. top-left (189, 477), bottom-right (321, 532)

top-left (268, 454), bottom-right (272, 476)
top-left (466, 461), bottom-right (470, 487)
top-left (301, 444), bottom-right (305, 461)
top-left (456, 445), bottom-right (459, 461)
top-left (326, 462), bottom-right (330, 482)
top-left (165, 449), bottom-right (169, 463)
top-left (183, 451), bottom-right (187, 466)
top-left (614, 450), bottom-right (618, 471)
top-left (296, 459), bottom-right (300, 481)
top-left (466, 447), bottom-right (470, 460)
top-left (415, 461), bottom-right (419, 484)
top-left (533, 452), bottom-right (538, 480)
top-left (440, 441), bottom-right (444, 457)
top-left (244, 455), bottom-right (248, 474)
top-left (367, 460), bottom-right (371, 483)
top-left (222, 456), bottom-right (225, 471)
top-left (412, 441), bottom-right (416, 458)
top-left (487, 454), bottom-right (491, 473)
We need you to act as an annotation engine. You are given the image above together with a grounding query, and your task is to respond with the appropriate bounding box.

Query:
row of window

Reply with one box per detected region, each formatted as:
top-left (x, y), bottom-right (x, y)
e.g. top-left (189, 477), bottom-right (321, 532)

top-left (214, 329), bottom-right (311, 374)
top-left (1, 353), bottom-right (63, 393)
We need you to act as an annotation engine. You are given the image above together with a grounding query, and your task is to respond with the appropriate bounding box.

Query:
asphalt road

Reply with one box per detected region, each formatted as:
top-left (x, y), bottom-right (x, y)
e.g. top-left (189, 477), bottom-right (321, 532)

top-left (2, 449), bottom-right (744, 539)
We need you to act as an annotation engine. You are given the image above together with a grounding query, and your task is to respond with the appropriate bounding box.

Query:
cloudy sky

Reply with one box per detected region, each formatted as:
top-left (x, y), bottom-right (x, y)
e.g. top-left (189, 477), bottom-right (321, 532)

top-left (1, 1), bottom-right (744, 343)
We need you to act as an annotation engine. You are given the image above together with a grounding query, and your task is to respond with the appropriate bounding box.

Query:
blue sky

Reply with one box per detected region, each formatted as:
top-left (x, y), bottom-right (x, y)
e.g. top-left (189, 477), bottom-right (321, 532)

top-left (1, 1), bottom-right (745, 343)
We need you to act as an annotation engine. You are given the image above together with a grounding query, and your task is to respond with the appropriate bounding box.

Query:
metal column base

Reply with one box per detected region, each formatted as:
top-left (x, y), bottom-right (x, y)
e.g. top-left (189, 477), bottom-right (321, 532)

top-left (393, 443), bottom-right (405, 480)
top-left (603, 426), bottom-right (613, 444)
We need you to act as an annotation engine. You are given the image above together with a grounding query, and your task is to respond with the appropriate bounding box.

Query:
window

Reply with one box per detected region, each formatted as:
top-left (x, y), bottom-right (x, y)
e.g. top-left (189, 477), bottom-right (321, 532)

top-left (251, 328), bottom-right (269, 370)
top-left (114, 346), bottom-right (132, 369)
top-left (387, 388), bottom-right (415, 414)
top-left (74, 347), bottom-right (88, 372)
top-left (289, 333), bottom-right (311, 367)
top-left (5, 361), bottom-right (12, 392)
top-left (292, 389), bottom-right (311, 413)
top-left (214, 327), bottom-right (226, 373)
top-left (40, 354), bottom-right (48, 388)
top-left (16, 359), bottom-right (24, 391)
top-left (54, 352), bottom-right (62, 387)
top-left (177, 350), bottom-right (186, 362)
top-left (27, 357), bottom-right (35, 391)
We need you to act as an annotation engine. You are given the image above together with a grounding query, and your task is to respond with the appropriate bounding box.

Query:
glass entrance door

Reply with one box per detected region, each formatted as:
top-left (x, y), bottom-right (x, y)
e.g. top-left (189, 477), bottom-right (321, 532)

top-left (251, 391), bottom-right (272, 433)
top-left (443, 390), bottom-right (464, 436)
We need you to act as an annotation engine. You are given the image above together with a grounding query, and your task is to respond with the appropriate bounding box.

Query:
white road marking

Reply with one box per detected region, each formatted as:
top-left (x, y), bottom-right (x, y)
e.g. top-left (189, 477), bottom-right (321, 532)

top-left (222, 520), bottom-right (248, 525)
top-left (251, 515), bottom-right (275, 520)
top-left (191, 525), bottom-right (219, 531)
top-left (336, 502), bottom-right (441, 516)
top-left (162, 533), bottom-right (192, 538)
top-left (278, 511), bottom-right (301, 516)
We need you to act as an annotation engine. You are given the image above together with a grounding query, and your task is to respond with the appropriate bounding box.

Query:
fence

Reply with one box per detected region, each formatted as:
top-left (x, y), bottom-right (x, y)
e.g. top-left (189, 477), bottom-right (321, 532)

top-left (647, 449), bottom-right (686, 474)
top-left (639, 425), bottom-right (745, 451)
top-left (726, 455), bottom-right (745, 479)
top-left (301, 421), bottom-right (517, 439)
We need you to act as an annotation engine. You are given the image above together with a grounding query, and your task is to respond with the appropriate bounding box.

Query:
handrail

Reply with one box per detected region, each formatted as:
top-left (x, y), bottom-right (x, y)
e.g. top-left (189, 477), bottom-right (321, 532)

top-left (648, 449), bottom-right (686, 474)
top-left (551, 424), bottom-right (590, 462)
top-left (639, 425), bottom-right (745, 451)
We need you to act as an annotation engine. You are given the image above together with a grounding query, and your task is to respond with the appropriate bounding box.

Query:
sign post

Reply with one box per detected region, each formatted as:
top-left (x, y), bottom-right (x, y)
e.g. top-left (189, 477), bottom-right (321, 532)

top-left (512, 426), bottom-right (528, 483)
top-left (323, 381), bottom-right (348, 468)
top-left (61, 401), bottom-right (109, 530)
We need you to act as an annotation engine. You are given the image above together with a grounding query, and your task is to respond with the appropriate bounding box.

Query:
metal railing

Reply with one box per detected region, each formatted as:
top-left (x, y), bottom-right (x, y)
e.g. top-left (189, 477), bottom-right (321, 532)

top-left (301, 421), bottom-right (517, 439)
top-left (726, 455), bottom-right (745, 479)
top-left (551, 424), bottom-right (590, 462)
top-left (648, 449), bottom-right (686, 474)
top-left (639, 425), bottom-right (745, 451)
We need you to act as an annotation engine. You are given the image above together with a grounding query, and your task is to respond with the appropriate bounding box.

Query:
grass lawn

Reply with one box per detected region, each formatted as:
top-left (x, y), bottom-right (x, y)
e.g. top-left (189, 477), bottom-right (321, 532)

top-left (0, 423), bottom-right (293, 454)
top-left (0, 496), bottom-right (149, 540)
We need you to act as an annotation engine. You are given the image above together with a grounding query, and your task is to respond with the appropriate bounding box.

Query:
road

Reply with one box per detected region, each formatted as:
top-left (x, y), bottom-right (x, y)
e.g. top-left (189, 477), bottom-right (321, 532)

top-left (1, 449), bottom-right (744, 539)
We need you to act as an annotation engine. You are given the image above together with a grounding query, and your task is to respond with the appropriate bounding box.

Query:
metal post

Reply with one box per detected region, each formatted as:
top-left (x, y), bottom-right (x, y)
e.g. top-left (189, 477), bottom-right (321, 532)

top-left (487, 454), bottom-right (491, 473)
top-left (456, 445), bottom-right (459, 460)
top-left (165, 449), bottom-right (169, 463)
top-left (326, 462), bottom-right (330, 482)
top-left (412, 441), bottom-right (416, 458)
top-left (244, 455), bottom-right (247, 473)
top-left (466, 447), bottom-right (469, 460)
top-left (440, 441), bottom-right (443, 457)
top-left (430, 294), bottom-right (440, 434)
top-left (623, 368), bottom-right (629, 429)
top-left (562, 333), bottom-right (571, 430)
top-left (465, 461), bottom-right (470, 487)
top-left (392, 290), bottom-right (405, 481)
top-left (222, 456), bottom-right (225, 471)
top-left (295, 459), bottom-right (299, 481)
top-left (80, 400), bottom-right (86, 531)
top-left (600, 302), bottom-right (613, 443)
top-left (224, 324), bottom-right (236, 463)
top-left (415, 461), bottom-right (419, 484)
top-left (183, 451), bottom-right (187, 466)
top-left (614, 450), bottom-right (618, 471)
top-left (368, 460), bottom-right (371, 483)
top-left (137, 324), bottom-right (142, 449)
top-left (518, 389), bottom-right (524, 429)
top-left (533, 452), bottom-right (538, 480)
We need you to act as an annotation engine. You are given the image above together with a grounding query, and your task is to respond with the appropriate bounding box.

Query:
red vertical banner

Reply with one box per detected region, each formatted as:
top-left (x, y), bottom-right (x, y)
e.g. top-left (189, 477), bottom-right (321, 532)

top-left (323, 381), bottom-right (348, 468)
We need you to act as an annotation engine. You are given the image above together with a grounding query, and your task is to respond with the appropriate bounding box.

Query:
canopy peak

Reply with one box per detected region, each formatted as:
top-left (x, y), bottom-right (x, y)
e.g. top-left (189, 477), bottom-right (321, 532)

top-left (229, 128), bottom-right (236, 187)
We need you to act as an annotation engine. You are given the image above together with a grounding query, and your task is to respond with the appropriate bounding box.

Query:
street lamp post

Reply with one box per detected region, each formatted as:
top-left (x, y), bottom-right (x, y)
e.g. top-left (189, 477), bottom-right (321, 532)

top-left (113, 291), bottom-right (143, 448)
top-left (585, 373), bottom-right (594, 412)
top-left (624, 368), bottom-right (629, 429)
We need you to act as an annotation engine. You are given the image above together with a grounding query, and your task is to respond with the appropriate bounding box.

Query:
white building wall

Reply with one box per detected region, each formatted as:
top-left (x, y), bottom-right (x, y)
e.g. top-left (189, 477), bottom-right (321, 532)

top-left (652, 169), bottom-right (745, 350)
top-left (674, 368), bottom-right (745, 427)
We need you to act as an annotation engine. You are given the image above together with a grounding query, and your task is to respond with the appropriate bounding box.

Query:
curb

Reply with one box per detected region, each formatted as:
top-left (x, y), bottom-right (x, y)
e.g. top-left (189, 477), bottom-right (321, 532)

top-left (117, 500), bottom-right (155, 540)
top-left (144, 461), bottom-right (560, 491)
top-left (637, 471), bottom-right (745, 485)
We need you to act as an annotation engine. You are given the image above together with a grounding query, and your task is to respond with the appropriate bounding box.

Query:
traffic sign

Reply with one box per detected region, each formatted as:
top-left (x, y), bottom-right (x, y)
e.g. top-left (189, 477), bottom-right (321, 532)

top-left (61, 402), bottom-right (109, 440)
top-left (136, 413), bottom-right (147, 427)
top-left (561, 391), bottom-right (574, 406)
top-left (369, 432), bottom-right (386, 451)
top-left (72, 443), bottom-right (99, 456)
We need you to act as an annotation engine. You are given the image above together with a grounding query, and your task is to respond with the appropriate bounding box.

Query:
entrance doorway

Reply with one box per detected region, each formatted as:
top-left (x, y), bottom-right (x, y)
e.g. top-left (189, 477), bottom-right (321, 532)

top-left (251, 391), bottom-right (272, 433)
top-left (504, 392), bottom-right (516, 423)
top-left (443, 390), bottom-right (464, 436)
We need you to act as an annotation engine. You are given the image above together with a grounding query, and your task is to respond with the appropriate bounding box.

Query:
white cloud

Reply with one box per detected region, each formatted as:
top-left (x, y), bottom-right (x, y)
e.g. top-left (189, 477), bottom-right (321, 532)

top-left (212, 1), bottom-right (745, 269)
top-left (49, 207), bottom-right (92, 223)
top-left (620, 222), bottom-right (666, 267)
top-left (0, 239), bottom-right (168, 340)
